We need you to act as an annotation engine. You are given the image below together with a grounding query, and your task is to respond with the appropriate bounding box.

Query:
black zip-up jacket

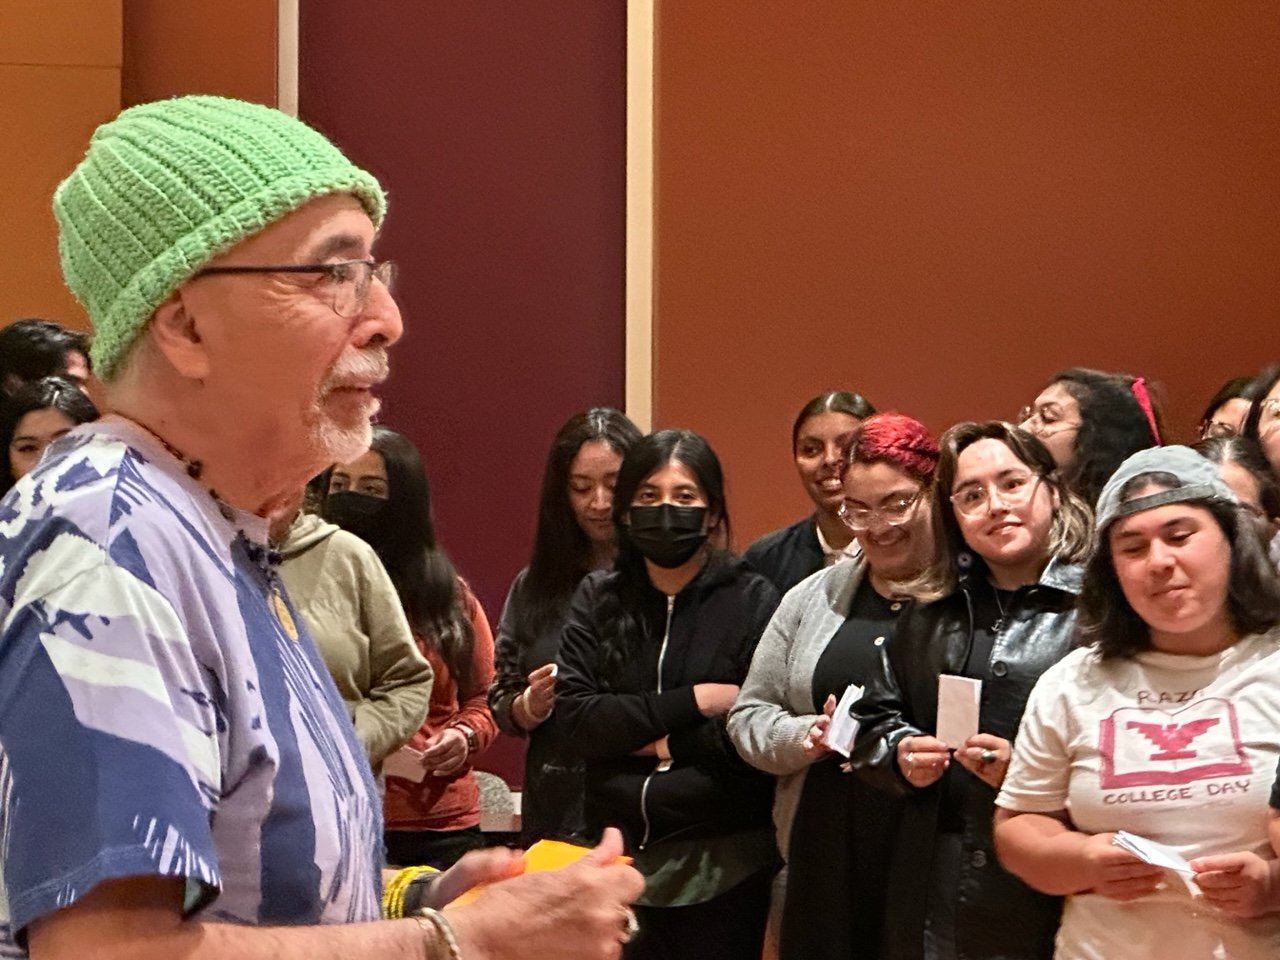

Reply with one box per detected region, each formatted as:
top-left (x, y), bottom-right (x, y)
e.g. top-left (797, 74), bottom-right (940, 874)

top-left (557, 556), bottom-right (779, 850)
top-left (849, 559), bottom-right (1082, 960)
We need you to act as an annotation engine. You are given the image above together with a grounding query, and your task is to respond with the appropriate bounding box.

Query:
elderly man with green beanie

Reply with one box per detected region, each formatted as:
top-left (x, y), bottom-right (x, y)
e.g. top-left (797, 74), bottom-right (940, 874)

top-left (0, 96), bottom-right (641, 960)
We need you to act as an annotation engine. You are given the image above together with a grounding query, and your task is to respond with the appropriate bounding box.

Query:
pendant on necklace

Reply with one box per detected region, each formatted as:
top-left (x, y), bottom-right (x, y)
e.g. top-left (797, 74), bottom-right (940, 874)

top-left (270, 588), bottom-right (299, 641)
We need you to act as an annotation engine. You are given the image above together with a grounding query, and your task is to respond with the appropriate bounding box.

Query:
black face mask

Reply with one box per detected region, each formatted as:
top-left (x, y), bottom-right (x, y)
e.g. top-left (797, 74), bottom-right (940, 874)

top-left (324, 491), bottom-right (392, 552)
top-left (626, 504), bottom-right (709, 569)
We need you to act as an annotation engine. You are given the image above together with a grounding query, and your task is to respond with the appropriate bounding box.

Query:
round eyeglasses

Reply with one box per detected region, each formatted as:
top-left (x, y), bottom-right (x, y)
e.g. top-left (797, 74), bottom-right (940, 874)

top-left (1016, 406), bottom-right (1081, 441)
top-left (838, 491), bottom-right (921, 532)
top-left (950, 472), bottom-right (1043, 518)
top-left (194, 259), bottom-right (397, 318)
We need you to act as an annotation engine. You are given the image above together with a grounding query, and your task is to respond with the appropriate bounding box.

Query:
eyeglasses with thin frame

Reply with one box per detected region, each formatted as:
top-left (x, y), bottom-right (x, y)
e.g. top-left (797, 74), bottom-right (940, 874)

top-left (1016, 405), bottom-right (1081, 440)
top-left (950, 471), bottom-right (1044, 518)
top-left (838, 490), bottom-right (922, 532)
top-left (1258, 398), bottom-right (1280, 436)
top-left (1199, 419), bottom-right (1240, 440)
top-left (193, 259), bottom-right (396, 318)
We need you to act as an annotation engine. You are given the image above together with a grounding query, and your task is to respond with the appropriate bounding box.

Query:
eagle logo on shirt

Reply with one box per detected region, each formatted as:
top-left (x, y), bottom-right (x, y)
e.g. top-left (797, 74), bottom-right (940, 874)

top-left (1099, 699), bottom-right (1249, 788)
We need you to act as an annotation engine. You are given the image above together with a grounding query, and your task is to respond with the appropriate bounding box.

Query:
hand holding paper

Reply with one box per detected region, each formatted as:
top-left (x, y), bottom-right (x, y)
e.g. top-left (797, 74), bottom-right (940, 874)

top-left (822, 683), bottom-right (865, 758)
top-left (936, 675), bottom-right (982, 748)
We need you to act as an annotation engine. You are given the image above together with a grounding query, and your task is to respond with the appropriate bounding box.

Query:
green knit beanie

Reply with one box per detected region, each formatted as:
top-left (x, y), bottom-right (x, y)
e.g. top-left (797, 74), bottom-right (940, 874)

top-left (53, 95), bottom-right (387, 379)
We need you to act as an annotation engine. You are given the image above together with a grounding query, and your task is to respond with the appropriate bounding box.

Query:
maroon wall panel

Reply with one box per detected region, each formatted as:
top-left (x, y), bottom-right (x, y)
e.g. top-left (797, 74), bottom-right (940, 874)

top-left (300, 3), bottom-right (626, 783)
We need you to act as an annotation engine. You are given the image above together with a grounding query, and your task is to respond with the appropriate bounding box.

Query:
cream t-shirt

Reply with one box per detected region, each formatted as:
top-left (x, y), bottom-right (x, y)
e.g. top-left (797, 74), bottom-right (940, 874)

top-left (997, 631), bottom-right (1280, 960)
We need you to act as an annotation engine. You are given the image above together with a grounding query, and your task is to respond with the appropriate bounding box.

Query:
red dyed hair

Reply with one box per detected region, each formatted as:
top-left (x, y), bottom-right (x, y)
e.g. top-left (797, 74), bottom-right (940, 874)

top-left (842, 412), bottom-right (940, 482)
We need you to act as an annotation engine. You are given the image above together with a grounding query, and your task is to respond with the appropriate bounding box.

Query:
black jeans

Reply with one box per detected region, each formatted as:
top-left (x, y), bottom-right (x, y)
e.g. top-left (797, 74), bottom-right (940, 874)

top-left (384, 826), bottom-right (485, 870)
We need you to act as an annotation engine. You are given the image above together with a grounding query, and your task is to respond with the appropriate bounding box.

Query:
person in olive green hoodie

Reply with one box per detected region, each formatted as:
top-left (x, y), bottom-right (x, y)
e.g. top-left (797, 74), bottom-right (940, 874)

top-left (274, 507), bottom-right (434, 768)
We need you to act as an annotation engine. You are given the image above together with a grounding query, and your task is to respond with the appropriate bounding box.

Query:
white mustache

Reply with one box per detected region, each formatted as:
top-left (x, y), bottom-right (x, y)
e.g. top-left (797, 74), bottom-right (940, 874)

top-left (323, 347), bottom-right (389, 391)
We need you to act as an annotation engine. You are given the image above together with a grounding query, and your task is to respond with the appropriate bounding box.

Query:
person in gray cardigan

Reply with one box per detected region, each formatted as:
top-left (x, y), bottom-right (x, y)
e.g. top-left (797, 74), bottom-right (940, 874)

top-left (729, 413), bottom-right (941, 960)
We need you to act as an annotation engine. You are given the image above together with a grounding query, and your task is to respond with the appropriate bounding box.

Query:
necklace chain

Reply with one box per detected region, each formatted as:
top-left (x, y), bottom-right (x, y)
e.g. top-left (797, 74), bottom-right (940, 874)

top-left (128, 419), bottom-right (298, 640)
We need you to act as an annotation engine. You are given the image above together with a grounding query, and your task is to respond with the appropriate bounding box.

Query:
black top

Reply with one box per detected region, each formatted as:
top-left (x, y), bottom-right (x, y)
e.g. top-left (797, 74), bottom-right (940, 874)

top-left (811, 579), bottom-right (900, 708)
top-left (489, 567), bottom-right (588, 844)
top-left (742, 515), bottom-right (825, 596)
top-left (937, 583), bottom-right (1013, 834)
top-left (556, 556), bottom-right (780, 849)
top-left (781, 578), bottom-right (906, 960)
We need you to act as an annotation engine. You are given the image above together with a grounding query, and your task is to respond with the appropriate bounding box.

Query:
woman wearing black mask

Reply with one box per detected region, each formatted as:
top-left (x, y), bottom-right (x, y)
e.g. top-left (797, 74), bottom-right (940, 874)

top-left (557, 429), bottom-right (781, 960)
top-left (324, 426), bottom-right (498, 869)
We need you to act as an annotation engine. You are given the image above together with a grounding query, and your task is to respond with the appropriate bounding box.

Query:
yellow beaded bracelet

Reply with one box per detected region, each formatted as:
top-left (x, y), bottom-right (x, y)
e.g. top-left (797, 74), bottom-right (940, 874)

top-left (382, 865), bottom-right (440, 919)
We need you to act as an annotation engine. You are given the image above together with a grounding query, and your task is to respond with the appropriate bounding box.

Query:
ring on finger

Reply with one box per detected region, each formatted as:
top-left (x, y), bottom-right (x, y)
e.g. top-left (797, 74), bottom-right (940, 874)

top-left (906, 751), bottom-right (915, 766)
top-left (979, 748), bottom-right (997, 765)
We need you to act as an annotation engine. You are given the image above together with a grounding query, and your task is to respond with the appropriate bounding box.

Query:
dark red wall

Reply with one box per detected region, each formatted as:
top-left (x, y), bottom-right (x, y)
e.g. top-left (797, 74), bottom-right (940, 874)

top-left (299, 3), bottom-right (627, 782)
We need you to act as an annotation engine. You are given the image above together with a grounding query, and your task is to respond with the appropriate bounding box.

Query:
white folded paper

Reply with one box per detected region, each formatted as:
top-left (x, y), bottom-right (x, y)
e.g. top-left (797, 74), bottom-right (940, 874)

top-left (383, 745), bottom-right (427, 783)
top-left (822, 683), bottom-right (865, 758)
top-left (936, 675), bottom-right (982, 748)
top-left (1112, 830), bottom-right (1193, 875)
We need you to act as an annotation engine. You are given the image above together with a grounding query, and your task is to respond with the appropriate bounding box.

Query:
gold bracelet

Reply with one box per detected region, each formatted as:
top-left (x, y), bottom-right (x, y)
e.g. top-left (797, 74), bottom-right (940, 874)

top-left (414, 908), bottom-right (463, 960)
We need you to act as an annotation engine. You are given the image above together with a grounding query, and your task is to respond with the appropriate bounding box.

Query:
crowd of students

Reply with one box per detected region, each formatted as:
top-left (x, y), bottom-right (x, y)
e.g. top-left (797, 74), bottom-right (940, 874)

top-left (6, 312), bottom-right (1280, 959)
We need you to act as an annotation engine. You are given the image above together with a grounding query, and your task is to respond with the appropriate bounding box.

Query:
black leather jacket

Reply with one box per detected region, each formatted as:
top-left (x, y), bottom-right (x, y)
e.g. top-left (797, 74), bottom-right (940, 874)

top-left (850, 559), bottom-right (1081, 960)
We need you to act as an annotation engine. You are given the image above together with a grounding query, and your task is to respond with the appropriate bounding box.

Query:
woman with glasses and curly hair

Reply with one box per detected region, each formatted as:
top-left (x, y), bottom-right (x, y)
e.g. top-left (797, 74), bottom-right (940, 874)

top-left (730, 413), bottom-right (940, 960)
top-left (850, 421), bottom-right (1094, 960)
top-left (1018, 367), bottom-right (1164, 506)
top-left (994, 446), bottom-right (1280, 959)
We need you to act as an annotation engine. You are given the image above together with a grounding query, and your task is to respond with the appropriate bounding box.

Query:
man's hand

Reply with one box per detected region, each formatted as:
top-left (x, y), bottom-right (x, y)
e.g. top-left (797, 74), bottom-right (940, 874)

top-left (427, 848), bottom-right (526, 909)
top-left (1191, 852), bottom-right (1280, 918)
top-left (446, 827), bottom-right (645, 960)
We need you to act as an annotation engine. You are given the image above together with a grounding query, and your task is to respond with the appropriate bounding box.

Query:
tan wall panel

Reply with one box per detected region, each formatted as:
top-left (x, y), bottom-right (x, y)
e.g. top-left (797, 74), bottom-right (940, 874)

top-left (0, 64), bottom-right (120, 332)
top-left (122, 0), bottom-right (276, 107)
top-left (653, 2), bottom-right (1280, 547)
top-left (0, 0), bottom-right (121, 66)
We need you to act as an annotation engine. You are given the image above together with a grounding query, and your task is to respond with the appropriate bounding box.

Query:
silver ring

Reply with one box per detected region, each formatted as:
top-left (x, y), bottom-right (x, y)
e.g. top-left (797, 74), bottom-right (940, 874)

top-left (906, 751), bottom-right (915, 766)
top-left (621, 907), bottom-right (640, 943)
top-left (980, 749), bottom-right (997, 764)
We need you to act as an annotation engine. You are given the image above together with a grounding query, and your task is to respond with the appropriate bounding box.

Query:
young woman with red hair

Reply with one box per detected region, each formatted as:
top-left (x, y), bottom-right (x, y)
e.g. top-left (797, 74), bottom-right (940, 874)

top-left (729, 412), bottom-right (940, 960)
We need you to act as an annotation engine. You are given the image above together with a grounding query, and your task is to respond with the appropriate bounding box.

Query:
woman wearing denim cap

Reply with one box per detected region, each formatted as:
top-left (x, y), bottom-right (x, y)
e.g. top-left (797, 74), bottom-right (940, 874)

top-left (995, 446), bottom-right (1280, 960)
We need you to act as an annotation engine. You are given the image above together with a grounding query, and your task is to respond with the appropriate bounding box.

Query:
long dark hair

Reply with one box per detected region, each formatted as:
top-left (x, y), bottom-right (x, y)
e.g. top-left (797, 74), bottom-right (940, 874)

top-left (1050, 368), bottom-right (1164, 506)
top-left (1077, 471), bottom-right (1280, 659)
top-left (597, 429), bottom-right (731, 681)
top-left (0, 376), bottom-right (99, 493)
top-left (915, 421), bottom-right (1094, 600)
top-left (520, 408), bottom-right (641, 636)
top-left (1242, 364), bottom-right (1280, 448)
top-left (1192, 434), bottom-right (1280, 524)
top-left (364, 426), bottom-right (476, 692)
top-left (791, 390), bottom-right (876, 451)
top-left (1200, 376), bottom-right (1254, 433)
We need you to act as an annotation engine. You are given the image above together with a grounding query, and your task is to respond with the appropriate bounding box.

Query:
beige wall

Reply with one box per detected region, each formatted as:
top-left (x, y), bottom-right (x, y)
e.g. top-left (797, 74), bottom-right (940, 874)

top-left (652, 2), bottom-right (1280, 547)
top-left (0, 0), bottom-right (122, 333)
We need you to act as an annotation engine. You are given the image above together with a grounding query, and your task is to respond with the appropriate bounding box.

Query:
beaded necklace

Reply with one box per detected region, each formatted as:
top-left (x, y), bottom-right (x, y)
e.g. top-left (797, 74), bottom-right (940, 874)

top-left (132, 419), bottom-right (300, 641)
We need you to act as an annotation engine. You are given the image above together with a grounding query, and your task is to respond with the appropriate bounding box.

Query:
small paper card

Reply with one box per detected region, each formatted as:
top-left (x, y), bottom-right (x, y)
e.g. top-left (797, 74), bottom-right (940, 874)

top-left (936, 675), bottom-right (982, 748)
top-left (1112, 831), bottom-right (1193, 875)
top-left (383, 745), bottom-right (427, 783)
top-left (822, 683), bottom-right (865, 757)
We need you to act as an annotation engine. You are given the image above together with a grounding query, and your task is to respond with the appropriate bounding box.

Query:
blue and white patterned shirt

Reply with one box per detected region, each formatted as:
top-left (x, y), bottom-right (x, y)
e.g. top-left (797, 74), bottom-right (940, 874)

top-left (0, 419), bottom-right (382, 956)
